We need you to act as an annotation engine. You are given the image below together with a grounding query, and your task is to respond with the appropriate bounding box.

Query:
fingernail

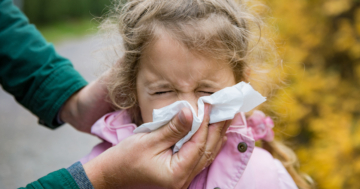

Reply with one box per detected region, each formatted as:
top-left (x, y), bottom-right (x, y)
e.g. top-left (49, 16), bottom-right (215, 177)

top-left (205, 103), bottom-right (211, 114)
top-left (179, 110), bottom-right (187, 125)
top-left (226, 120), bottom-right (231, 129)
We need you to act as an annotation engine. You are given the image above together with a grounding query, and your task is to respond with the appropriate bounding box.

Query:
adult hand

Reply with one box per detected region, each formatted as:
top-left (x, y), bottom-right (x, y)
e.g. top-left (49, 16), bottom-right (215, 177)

top-left (83, 104), bottom-right (231, 189)
top-left (60, 72), bottom-right (114, 133)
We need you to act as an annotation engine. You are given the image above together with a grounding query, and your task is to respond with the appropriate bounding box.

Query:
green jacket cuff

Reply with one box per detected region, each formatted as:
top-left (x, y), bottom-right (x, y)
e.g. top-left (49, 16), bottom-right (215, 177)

top-left (30, 65), bottom-right (88, 129)
top-left (20, 169), bottom-right (80, 189)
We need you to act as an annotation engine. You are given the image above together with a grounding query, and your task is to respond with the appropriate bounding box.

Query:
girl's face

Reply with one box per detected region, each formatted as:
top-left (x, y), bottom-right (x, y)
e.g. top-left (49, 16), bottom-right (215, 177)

top-left (136, 33), bottom-right (236, 123)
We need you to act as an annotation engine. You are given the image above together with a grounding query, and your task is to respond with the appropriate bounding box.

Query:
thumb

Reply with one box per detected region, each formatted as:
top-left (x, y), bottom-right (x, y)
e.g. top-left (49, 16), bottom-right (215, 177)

top-left (148, 107), bottom-right (193, 149)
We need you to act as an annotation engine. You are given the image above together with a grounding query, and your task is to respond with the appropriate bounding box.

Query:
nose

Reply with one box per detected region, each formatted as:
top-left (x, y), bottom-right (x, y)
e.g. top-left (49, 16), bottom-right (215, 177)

top-left (177, 93), bottom-right (199, 116)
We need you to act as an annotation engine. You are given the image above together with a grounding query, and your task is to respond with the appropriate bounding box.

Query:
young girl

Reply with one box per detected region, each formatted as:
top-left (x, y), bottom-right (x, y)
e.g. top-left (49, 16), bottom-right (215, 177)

top-left (82, 0), bottom-right (313, 188)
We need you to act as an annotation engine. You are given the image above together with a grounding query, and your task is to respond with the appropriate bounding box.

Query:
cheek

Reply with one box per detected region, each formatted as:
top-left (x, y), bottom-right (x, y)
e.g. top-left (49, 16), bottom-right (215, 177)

top-left (136, 80), bottom-right (176, 123)
top-left (138, 97), bottom-right (178, 123)
top-left (136, 84), bottom-right (151, 123)
top-left (138, 101), bottom-right (152, 123)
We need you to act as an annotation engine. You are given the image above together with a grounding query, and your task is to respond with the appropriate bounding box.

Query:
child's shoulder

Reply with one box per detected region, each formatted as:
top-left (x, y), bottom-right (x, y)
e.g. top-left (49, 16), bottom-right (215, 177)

top-left (242, 147), bottom-right (298, 189)
top-left (190, 145), bottom-right (297, 189)
top-left (251, 146), bottom-right (275, 163)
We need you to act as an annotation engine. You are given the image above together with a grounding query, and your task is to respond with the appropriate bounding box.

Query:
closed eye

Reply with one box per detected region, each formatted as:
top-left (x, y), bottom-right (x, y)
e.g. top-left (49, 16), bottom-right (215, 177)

top-left (199, 91), bottom-right (214, 95)
top-left (154, 91), bottom-right (173, 95)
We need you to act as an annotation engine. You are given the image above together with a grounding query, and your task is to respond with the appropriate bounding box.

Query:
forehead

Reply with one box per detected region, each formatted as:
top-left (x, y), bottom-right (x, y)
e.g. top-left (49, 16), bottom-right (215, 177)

top-left (138, 31), bottom-right (233, 85)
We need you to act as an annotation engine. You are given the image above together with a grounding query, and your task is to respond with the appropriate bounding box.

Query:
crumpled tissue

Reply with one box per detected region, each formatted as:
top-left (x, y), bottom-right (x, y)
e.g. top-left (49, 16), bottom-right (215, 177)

top-left (133, 82), bottom-right (266, 152)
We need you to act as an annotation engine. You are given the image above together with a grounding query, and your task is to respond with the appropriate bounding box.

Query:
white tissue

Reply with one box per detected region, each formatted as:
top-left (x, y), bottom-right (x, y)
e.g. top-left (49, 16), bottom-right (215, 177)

top-left (133, 82), bottom-right (266, 152)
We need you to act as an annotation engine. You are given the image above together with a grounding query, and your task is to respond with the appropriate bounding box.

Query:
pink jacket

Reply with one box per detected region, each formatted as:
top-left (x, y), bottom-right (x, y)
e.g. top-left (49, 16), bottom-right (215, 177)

top-left (81, 110), bottom-right (298, 189)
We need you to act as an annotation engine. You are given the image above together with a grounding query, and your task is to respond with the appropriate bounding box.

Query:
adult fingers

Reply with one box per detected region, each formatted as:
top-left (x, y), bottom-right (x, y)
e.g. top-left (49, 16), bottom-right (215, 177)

top-left (208, 119), bottom-right (231, 162)
top-left (216, 119), bottom-right (231, 156)
top-left (201, 119), bottom-right (230, 166)
top-left (182, 121), bottom-right (227, 188)
top-left (182, 117), bottom-right (231, 188)
top-left (147, 107), bottom-right (193, 150)
top-left (221, 119), bottom-right (231, 138)
top-left (172, 104), bottom-right (211, 181)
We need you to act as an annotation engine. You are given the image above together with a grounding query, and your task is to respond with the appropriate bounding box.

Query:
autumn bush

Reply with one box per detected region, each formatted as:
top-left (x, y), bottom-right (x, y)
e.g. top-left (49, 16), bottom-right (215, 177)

top-left (261, 0), bottom-right (360, 188)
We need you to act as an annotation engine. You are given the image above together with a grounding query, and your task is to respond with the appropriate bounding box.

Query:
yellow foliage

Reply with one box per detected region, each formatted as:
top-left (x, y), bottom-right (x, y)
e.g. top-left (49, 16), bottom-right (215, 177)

top-left (261, 0), bottom-right (360, 188)
top-left (323, 0), bottom-right (351, 16)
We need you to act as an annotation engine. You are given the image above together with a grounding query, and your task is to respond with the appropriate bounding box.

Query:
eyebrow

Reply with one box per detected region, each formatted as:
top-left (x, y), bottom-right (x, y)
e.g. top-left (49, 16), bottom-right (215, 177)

top-left (146, 82), bottom-right (174, 90)
top-left (145, 80), bottom-right (220, 91)
top-left (197, 82), bottom-right (216, 88)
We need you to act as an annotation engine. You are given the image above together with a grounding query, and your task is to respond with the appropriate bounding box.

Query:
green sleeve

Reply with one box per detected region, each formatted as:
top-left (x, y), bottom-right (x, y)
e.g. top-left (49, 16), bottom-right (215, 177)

top-left (0, 0), bottom-right (88, 128)
top-left (19, 169), bottom-right (80, 189)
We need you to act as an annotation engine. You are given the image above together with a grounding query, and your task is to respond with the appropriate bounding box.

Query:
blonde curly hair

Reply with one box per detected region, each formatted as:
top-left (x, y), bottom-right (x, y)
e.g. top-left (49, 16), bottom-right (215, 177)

top-left (100, 0), bottom-right (314, 188)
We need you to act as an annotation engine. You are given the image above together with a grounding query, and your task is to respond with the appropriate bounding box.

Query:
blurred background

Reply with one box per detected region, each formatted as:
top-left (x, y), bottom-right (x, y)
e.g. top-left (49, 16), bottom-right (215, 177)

top-left (1, 0), bottom-right (359, 188)
top-left (0, 0), bottom-right (111, 188)
top-left (265, 0), bottom-right (360, 188)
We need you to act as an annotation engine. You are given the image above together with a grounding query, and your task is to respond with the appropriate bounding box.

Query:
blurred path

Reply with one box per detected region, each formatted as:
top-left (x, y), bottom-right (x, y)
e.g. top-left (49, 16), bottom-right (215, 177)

top-left (0, 35), bottom-right (106, 188)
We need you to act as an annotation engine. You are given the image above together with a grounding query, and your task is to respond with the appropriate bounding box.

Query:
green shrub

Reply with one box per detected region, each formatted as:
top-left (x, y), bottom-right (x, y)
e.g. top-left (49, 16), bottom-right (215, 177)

top-left (23, 0), bottom-right (112, 25)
